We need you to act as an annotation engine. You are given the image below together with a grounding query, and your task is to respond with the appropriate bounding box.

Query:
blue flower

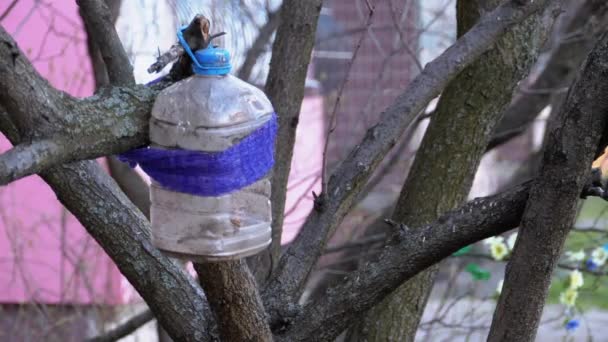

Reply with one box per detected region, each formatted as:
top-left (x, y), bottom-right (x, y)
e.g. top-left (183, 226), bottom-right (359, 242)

top-left (565, 319), bottom-right (580, 332)
top-left (603, 243), bottom-right (608, 252)
top-left (586, 259), bottom-right (599, 271)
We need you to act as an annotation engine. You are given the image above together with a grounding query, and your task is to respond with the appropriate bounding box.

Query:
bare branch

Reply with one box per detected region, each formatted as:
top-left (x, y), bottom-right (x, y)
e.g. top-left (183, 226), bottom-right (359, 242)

top-left (77, 0), bottom-right (134, 86)
top-left (321, 3), bottom-right (376, 194)
top-left (0, 31), bottom-right (212, 337)
top-left (0, 26), bottom-right (64, 135)
top-left (488, 28), bottom-right (608, 342)
top-left (264, 0), bottom-right (323, 273)
top-left (87, 310), bottom-right (154, 342)
top-left (237, 8), bottom-right (281, 81)
top-left (0, 0), bottom-right (19, 22)
top-left (0, 139), bottom-right (66, 185)
top-left (277, 182), bottom-right (531, 341)
top-left (40, 161), bottom-right (215, 342)
top-left (194, 261), bottom-right (272, 342)
top-left (263, 0), bottom-right (554, 318)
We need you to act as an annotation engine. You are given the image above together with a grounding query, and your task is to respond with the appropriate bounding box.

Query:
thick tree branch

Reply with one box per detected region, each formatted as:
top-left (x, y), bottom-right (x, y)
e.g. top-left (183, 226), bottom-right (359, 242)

top-left (486, 0), bottom-right (608, 151)
top-left (0, 26), bottom-right (155, 183)
top-left (0, 26), bottom-right (212, 342)
top-left (351, 0), bottom-right (556, 339)
top-left (194, 261), bottom-right (273, 342)
top-left (488, 28), bottom-right (608, 342)
top-left (39, 161), bottom-right (215, 342)
top-left (277, 182), bottom-right (531, 341)
top-left (76, 0), bottom-right (134, 86)
top-left (0, 27), bottom-right (65, 136)
top-left (264, 0), bottom-right (322, 274)
top-left (263, 0), bottom-right (553, 319)
top-left (237, 8), bottom-right (281, 81)
top-left (0, 139), bottom-right (66, 185)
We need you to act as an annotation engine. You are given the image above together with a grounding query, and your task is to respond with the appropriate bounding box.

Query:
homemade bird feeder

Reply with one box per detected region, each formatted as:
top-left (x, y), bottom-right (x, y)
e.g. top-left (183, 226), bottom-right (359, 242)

top-left (120, 25), bottom-right (276, 262)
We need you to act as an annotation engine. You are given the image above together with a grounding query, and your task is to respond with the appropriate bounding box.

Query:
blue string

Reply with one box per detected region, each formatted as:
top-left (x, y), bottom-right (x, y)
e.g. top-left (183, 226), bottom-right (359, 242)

top-left (119, 113), bottom-right (277, 197)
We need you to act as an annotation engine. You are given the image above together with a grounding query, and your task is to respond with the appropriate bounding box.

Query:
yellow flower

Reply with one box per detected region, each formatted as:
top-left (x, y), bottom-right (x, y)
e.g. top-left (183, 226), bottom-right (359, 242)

top-left (560, 288), bottom-right (578, 307)
top-left (490, 242), bottom-right (508, 261)
top-left (568, 270), bottom-right (584, 289)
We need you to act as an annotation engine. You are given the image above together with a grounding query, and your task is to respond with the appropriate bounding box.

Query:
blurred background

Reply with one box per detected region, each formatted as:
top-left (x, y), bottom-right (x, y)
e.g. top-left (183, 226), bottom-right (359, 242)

top-left (0, 0), bottom-right (606, 341)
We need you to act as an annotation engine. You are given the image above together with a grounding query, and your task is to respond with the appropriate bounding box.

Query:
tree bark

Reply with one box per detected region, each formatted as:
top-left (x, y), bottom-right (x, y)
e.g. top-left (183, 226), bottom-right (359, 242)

top-left (264, 0), bottom-right (322, 273)
top-left (237, 8), bottom-right (281, 82)
top-left (348, 1), bottom-right (554, 340)
top-left (487, 0), bottom-right (608, 151)
top-left (194, 261), bottom-right (273, 342)
top-left (263, 2), bottom-right (555, 324)
top-left (488, 28), bottom-right (608, 342)
top-left (276, 182), bottom-right (532, 341)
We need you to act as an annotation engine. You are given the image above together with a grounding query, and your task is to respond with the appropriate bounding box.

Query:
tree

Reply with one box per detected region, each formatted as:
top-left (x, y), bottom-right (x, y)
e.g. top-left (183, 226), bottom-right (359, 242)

top-left (1, 0), bottom-right (608, 341)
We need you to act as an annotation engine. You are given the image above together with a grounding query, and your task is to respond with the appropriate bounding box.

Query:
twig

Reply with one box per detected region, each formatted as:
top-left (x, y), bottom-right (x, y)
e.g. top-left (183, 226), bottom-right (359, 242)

top-left (321, 2), bottom-right (376, 194)
top-left (237, 7), bottom-right (281, 81)
top-left (0, 0), bottom-right (19, 21)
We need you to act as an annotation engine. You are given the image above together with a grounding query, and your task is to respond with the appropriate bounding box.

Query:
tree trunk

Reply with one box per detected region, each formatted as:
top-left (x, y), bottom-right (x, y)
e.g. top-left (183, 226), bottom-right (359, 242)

top-left (488, 28), bottom-right (608, 342)
top-left (348, 1), bottom-right (552, 340)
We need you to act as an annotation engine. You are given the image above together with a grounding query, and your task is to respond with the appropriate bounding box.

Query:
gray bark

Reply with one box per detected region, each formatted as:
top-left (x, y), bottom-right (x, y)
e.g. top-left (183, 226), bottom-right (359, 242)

top-left (488, 28), bottom-right (608, 342)
top-left (264, 0), bottom-right (323, 273)
top-left (348, 0), bottom-right (554, 340)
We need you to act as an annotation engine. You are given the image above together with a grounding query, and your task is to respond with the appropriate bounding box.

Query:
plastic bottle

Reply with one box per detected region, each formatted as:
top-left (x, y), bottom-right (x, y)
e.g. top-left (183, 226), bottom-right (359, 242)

top-left (147, 36), bottom-right (275, 262)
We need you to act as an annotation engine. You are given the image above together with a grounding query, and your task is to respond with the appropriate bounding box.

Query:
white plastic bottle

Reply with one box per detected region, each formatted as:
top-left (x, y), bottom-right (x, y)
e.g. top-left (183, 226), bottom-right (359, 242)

top-left (147, 44), bottom-right (275, 262)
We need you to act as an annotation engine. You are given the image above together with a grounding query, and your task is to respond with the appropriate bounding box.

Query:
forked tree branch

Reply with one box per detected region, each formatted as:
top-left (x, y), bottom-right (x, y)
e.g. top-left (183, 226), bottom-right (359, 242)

top-left (488, 28), bottom-right (608, 342)
top-left (0, 26), bottom-right (214, 342)
top-left (77, 0), bottom-right (134, 86)
top-left (276, 182), bottom-right (531, 341)
top-left (262, 0), bottom-right (553, 318)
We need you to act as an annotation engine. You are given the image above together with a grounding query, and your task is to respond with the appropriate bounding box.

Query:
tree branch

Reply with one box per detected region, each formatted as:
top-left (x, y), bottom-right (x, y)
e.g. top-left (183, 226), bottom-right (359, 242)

top-left (488, 28), bottom-right (608, 342)
top-left (237, 7), bottom-right (281, 81)
top-left (264, 0), bottom-right (322, 275)
top-left (0, 26), bottom-right (213, 342)
top-left (350, 0), bottom-right (557, 338)
top-left (194, 261), bottom-right (273, 342)
top-left (486, 0), bottom-right (608, 151)
top-left (76, 0), bottom-right (134, 86)
top-left (0, 27), bottom-right (65, 136)
top-left (277, 182), bottom-right (531, 341)
top-left (263, 0), bottom-right (554, 319)
top-left (42, 162), bottom-right (215, 342)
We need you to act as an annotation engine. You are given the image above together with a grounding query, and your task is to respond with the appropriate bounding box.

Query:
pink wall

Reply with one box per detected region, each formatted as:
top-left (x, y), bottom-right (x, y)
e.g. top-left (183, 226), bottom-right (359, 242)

top-left (0, 1), bottom-right (128, 305)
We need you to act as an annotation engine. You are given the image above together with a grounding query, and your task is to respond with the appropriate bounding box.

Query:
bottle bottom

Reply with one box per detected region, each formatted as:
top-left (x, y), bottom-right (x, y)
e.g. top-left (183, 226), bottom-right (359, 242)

top-left (158, 241), bottom-right (271, 263)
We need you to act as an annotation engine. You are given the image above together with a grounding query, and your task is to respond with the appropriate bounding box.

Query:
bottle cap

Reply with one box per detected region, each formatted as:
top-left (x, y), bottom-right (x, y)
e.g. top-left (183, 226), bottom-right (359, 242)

top-left (177, 26), bottom-right (232, 76)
